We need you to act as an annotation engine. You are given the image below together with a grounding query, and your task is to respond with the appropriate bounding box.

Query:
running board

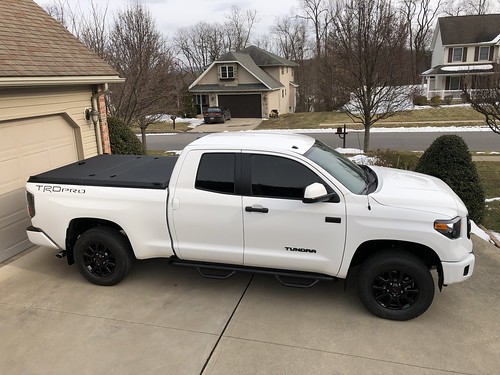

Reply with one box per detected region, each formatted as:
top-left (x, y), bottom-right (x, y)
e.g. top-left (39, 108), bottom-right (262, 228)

top-left (169, 259), bottom-right (336, 288)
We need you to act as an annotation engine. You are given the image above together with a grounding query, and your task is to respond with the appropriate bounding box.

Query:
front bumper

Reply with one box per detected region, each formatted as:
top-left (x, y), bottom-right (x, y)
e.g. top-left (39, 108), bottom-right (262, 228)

top-left (442, 252), bottom-right (475, 285)
top-left (26, 226), bottom-right (60, 250)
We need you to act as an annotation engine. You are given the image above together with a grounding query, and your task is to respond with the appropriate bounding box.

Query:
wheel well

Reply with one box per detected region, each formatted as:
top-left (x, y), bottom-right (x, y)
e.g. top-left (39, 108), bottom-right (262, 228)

top-left (350, 240), bottom-right (441, 270)
top-left (65, 218), bottom-right (125, 265)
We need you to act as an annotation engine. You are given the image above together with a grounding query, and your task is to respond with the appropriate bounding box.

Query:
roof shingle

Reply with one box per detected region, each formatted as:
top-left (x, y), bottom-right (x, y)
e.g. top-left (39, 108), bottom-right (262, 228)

top-left (438, 14), bottom-right (500, 45)
top-left (0, 0), bottom-right (119, 78)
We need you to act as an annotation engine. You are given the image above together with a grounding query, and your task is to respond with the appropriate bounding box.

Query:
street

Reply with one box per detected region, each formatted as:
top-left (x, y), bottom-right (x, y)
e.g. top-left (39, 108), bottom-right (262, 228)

top-left (145, 130), bottom-right (500, 152)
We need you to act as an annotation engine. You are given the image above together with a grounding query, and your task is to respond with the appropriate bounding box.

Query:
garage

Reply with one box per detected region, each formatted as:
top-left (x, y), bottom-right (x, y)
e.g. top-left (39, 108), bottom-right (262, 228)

top-left (0, 115), bottom-right (79, 262)
top-left (218, 94), bottom-right (262, 118)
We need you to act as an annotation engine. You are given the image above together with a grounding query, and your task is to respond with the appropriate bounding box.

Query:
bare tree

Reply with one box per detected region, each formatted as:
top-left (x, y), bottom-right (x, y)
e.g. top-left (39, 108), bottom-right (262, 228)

top-left (107, 1), bottom-right (178, 152)
top-left (441, 0), bottom-right (496, 15)
top-left (462, 70), bottom-right (500, 135)
top-left (331, 0), bottom-right (410, 151)
top-left (175, 22), bottom-right (227, 76)
top-left (400, 0), bottom-right (442, 83)
top-left (224, 6), bottom-right (258, 52)
top-left (297, 0), bottom-right (330, 58)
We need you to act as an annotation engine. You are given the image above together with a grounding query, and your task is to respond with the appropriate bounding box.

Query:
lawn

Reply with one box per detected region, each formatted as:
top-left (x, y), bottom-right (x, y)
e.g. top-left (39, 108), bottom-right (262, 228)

top-left (257, 106), bottom-right (486, 130)
top-left (476, 162), bottom-right (500, 232)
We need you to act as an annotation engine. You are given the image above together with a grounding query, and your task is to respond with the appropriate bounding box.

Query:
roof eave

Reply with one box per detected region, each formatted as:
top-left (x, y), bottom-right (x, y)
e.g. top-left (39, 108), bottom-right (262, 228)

top-left (0, 75), bottom-right (125, 87)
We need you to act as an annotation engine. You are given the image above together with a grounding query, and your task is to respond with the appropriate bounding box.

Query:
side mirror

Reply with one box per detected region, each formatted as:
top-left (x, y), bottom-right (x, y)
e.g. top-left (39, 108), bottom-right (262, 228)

top-left (302, 183), bottom-right (338, 203)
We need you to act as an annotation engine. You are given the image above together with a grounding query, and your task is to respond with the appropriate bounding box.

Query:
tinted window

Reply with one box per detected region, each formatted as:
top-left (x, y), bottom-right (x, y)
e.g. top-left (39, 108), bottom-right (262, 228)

top-left (196, 153), bottom-right (235, 194)
top-left (250, 155), bottom-right (324, 199)
top-left (305, 140), bottom-right (367, 194)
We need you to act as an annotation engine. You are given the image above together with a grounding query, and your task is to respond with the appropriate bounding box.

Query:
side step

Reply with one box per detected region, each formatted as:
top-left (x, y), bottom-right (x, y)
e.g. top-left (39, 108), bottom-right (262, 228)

top-left (169, 259), bottom-right (336, 288)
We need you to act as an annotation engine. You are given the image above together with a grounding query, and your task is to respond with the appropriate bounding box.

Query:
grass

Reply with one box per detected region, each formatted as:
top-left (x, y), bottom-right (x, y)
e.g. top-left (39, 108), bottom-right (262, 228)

top-left (257, 106), bottom-right (486, 130)
top-left (476, 162), bottom-right (500, 232)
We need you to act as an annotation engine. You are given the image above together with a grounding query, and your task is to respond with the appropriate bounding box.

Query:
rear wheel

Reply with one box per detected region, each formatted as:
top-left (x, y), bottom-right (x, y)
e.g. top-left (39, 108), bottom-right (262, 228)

top-left (73, 227), bottom-right (134, 286)
top-left (357, 251), bottom-right (434, 320)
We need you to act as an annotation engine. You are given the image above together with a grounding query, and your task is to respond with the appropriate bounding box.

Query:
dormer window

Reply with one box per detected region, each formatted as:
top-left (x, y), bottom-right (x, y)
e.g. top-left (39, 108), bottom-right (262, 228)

top-left (220, 65), bottom-right (234, 80)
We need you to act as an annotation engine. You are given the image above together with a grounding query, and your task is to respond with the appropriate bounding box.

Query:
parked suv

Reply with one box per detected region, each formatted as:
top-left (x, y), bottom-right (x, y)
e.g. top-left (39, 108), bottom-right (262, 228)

top-left (203, 107), bottom-right (231, 124)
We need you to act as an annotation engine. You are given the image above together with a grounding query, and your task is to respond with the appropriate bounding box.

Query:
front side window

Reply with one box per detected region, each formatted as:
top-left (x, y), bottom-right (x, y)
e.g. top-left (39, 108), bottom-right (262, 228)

top-left (305, 141), bottom-right (367, 194)
top-left (452, 47), bottom-right (463, 62)
top-left (249, 155), bottom-right (326, 199)
top-left (220, 65), bottom-right (234, 79)
top-left (195, 153), bottom-right (235, 194)
top-left (479, 46), bottom-right (490, 61)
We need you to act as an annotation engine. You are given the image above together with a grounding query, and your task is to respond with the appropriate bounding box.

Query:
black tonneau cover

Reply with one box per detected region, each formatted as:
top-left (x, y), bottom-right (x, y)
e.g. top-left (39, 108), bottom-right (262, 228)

top-left (28, 154), bottom-right (177, 189)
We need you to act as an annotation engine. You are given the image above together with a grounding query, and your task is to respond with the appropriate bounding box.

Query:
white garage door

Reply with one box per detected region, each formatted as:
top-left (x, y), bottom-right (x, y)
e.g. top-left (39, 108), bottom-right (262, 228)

top-left (0, 115), bottom-right (79, 262)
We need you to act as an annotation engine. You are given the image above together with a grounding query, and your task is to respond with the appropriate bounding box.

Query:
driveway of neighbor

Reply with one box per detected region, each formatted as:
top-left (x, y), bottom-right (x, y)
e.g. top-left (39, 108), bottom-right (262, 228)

top-left (189, 118), bottom-right (262, 133)
top-left (0, 236), bottom-right (498, 374)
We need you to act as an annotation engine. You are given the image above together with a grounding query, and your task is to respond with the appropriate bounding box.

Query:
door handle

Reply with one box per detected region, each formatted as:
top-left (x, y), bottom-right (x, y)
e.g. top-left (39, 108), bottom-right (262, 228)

top-left (245, 206), bottom-right (269, 213)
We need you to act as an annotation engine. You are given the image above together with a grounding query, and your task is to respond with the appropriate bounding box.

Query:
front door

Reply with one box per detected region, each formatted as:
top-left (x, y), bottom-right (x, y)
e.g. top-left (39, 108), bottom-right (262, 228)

top-left (242, 153), bottom-right (346, 276)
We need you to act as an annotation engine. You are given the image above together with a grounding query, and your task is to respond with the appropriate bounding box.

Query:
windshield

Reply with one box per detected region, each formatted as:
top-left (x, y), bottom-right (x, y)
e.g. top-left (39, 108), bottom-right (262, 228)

top-left (304, 140), bottom-right (368, 194)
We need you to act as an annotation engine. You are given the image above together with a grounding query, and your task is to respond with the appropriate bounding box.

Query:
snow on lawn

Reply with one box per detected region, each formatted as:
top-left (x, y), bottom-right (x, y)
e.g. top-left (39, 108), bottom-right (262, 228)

top-left (258, 125), bottom-right (492, 134)
top-left (157, 114), bottom-right (204, 128)
top-left (486, 197), bottom-right (500, 203)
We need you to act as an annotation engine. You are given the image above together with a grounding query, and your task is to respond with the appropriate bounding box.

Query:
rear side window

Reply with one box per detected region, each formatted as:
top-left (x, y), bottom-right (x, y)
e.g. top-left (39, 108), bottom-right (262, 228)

top-left (250, 154), bottom-right (325, 199)
top-left (195, 153), bottom-right (235, 194)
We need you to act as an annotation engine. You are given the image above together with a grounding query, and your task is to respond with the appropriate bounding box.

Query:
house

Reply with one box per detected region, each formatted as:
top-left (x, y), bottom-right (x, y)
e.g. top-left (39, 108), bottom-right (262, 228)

top-left (421, 14), bottom-right (500, 100)
top-left (189, 46), bottom-right (298, 118)
top-left (0, 0), bottom-right (123, 262)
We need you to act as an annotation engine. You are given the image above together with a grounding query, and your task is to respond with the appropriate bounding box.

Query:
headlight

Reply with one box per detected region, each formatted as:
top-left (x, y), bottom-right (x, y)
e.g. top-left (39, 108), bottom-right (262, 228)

top-left (434, 217), bottom-right (461, 239)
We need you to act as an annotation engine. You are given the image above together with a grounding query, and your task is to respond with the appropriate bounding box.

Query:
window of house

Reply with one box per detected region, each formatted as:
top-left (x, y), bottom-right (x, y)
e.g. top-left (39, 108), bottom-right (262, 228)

top-left (195, 153), bottom-right (235, 194)
top-left (220, 65), bottom-right (234, 79)
top-left (249, 155), bottom-right (325, 199)
top-left (452, 47), bottom-right (463, 62)
top-left (281, 67), bottom-right (285, 75)
top-left (282, 89), bottom-right (285, 98)
top-left (479, 46), bottom-right (490, 61)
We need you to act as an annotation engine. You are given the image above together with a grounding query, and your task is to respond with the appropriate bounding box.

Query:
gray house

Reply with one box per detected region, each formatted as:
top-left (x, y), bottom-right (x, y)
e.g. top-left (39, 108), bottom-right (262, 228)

top-left (189, 46), bottom-right (298, 118)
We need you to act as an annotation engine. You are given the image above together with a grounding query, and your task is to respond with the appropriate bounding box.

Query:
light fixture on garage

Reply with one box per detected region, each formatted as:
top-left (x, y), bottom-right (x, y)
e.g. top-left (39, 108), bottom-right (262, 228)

top-left (84, 108), bottom-right (100, 126)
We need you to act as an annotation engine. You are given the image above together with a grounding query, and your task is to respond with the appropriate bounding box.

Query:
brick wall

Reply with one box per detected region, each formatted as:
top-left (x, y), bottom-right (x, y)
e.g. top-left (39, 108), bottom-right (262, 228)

top-left (96, 85), bottom-right (111, 154)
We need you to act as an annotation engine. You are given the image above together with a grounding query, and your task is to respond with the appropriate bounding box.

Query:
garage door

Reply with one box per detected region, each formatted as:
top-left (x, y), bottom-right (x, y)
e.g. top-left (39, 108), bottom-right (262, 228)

top-left (0, 115), bottom-right (79, 262)
top-left (218, 94), bottom-right (261, 118)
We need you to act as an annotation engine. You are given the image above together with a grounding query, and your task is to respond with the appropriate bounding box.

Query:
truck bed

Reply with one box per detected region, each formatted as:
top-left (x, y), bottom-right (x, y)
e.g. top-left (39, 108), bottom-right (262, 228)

top-left (28, 154), bottom-right (177, 189)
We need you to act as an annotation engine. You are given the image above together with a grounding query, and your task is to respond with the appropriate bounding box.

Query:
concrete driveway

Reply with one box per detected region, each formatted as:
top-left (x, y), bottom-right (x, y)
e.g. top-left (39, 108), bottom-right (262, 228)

top-left (0, 237), bottom-right (498, 374)
top-left (189, 118), bottom-right (262, 133)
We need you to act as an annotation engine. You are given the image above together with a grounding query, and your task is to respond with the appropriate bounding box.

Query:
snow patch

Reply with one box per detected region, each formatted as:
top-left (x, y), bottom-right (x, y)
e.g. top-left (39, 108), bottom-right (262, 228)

top-left (441, 64), bottom-right (493, 72)
top-left (485, 197), bottom-right (500, 203)
top-left (335, 148), bottom-right (364, 154)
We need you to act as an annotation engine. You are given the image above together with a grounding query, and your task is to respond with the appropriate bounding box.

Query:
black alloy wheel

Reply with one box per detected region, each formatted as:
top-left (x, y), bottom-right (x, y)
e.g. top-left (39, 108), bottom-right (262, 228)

top-left (73, 227), bottom-right (134, 286)
top-left (357, 251), bottom-right (435, 320)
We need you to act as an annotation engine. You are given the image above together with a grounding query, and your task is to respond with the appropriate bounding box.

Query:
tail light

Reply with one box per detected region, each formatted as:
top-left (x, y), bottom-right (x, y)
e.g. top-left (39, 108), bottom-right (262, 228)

top-left (27, 191), bottom-right (35, 218)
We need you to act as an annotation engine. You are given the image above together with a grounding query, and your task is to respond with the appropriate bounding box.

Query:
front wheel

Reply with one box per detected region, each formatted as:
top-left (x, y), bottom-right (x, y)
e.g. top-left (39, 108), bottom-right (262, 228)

top-left (357, 251), bottom-right (435, 320)
top-left (73, 227), bottom-right (134, 286)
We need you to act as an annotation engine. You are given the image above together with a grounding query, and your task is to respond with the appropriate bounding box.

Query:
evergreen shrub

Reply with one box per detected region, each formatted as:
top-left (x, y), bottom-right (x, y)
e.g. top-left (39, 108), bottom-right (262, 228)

top-left (415, 135), bottom-right (484, 223)
top-left (107, 116), bottom-right (144, 155)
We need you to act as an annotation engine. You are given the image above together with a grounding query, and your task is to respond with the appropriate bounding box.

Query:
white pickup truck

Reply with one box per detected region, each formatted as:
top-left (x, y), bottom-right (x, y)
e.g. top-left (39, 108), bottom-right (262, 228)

top-left (26, 132), bottom-right (474, 320)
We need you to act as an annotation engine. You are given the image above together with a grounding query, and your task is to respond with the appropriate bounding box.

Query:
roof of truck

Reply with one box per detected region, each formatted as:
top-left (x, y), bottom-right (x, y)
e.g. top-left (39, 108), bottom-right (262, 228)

top-left (189, 132), bottom-right (316, 155)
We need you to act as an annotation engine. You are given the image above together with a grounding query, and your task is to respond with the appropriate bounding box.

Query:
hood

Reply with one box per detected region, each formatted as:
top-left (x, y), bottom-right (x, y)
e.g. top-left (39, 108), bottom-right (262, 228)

top-left (369, 166), bottom-right (468, 217)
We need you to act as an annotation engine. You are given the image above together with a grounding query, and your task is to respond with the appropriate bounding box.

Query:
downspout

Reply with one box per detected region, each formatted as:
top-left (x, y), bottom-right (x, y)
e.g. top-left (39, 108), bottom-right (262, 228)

top-left (91, 83), bottom-right (109, 155)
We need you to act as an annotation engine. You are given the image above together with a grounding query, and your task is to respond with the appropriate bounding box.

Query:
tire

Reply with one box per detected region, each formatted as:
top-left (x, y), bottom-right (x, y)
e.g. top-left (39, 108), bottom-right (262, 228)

top-left (73, 227), bottom-right (134, 286)
top-left (357, 251), bottom-right (434, 320)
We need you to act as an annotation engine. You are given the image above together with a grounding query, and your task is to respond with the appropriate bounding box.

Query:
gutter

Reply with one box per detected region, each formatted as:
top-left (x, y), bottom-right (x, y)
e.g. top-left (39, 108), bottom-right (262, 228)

top-left (92, 83), bottom-right (109, 155)
top-left (0, 75), bottom-right (124, 87)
